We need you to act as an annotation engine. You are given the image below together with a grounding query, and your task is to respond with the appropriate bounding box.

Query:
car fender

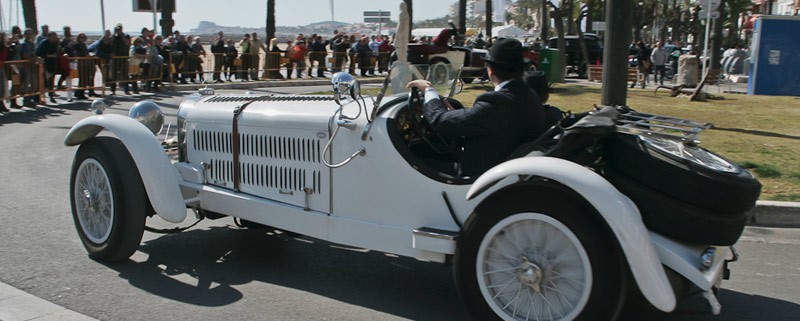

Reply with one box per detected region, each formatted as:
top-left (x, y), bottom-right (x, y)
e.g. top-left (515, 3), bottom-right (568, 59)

top-left (467, 156), bottom-right (676, 312)
top-left (65, 114), bottom-right (187, 223)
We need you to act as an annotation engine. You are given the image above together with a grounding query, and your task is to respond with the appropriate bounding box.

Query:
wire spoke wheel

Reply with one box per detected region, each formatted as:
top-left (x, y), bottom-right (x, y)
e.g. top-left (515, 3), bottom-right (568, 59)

top-left (477, 213), bottom-right (592, 321)
top-left (70, 137), bottom-right (147, 262)
top-left (74, 159), bottom-right (115, 244)
top-left (455, 191), bottom-right (624, 321)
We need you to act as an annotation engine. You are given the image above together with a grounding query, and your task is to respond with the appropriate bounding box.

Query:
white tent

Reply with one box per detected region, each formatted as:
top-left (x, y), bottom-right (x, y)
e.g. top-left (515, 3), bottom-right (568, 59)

top-left (492, 25), bottom-right (527, 37)
top-left (411, 28), bottom-right (444, 38)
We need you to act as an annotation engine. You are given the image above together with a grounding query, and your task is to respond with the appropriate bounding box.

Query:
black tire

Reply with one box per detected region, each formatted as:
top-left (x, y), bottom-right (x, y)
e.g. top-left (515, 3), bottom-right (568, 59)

top-left (604, 133), bottom-right (761, 215)
top-left (455, 189), bottom-right (624, 321)
top-left (461, 77), bottom-right (475, 84)
top-left (605, 169), bottom-right (746, 245)
top-left (70, 137), bottom-right (147, 262)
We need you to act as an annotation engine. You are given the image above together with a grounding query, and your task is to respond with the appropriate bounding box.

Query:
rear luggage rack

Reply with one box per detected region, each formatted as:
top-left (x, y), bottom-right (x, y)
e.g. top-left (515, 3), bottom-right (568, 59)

top-left (615, 109), bottom-right (712, 144)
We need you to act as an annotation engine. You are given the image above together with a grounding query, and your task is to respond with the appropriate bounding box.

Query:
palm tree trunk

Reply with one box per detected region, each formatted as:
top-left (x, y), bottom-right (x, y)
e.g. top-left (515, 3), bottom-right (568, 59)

top-left (266, 0), bottom-right (275, 41)
top-left (404, 0), bottom-right (413, 38)
top-left (21, 0), bottom-right (36, 31)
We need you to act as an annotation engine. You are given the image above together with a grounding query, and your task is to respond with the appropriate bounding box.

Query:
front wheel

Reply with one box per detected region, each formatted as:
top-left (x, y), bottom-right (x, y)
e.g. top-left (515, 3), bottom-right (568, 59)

top-left (70, 137), bottom-right (147, 262)
top-left (455, 193), bottom-right (624, 320)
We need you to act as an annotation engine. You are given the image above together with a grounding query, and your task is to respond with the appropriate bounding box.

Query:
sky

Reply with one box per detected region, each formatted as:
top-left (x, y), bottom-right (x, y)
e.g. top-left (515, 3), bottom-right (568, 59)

top-left (3, 0), bottom-right (458, 33)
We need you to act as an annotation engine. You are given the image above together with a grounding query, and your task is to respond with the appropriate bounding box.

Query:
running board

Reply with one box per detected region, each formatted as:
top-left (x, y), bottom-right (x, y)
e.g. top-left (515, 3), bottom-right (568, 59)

top-left (412, 227), bottom-right (458, 255)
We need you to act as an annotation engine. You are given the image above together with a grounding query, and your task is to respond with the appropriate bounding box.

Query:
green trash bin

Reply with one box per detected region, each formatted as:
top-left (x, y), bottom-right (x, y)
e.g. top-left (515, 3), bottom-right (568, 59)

top-left (538, 48), bottom-right (563, 84)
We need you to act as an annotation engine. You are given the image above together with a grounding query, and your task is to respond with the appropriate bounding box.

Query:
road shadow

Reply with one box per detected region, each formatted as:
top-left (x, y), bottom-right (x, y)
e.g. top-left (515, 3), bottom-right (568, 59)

top-left (103, 225), bottom-right (468, 320)
top-left (712, 126), bottom-right (800, 141)
top-left (658, 288), bottom-right (800, 321)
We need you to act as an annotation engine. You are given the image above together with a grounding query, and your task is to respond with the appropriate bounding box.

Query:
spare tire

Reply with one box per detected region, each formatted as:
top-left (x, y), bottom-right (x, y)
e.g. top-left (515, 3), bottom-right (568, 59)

top-left (605, 169), bottom-right (746, 246)
top-left (604, 133), bottom-right (761, 215)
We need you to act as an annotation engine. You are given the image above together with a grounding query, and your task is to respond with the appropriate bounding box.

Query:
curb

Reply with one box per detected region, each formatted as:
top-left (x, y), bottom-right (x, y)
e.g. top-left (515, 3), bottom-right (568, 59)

top-left (748, 200), bottom-right (800, 228)
top-left (0, 281), bottom-right (99, 321)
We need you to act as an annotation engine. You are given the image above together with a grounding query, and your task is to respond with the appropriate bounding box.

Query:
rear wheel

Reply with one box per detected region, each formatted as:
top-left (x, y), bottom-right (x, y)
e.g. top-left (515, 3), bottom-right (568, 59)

top-left (70, 137), bottom-right (147, 262)
top-left (455, 192), bottom-right (624, 321)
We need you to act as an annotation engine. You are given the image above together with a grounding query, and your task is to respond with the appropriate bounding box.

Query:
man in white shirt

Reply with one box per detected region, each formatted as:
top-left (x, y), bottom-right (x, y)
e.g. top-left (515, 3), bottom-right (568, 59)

top-left (650, 41), bottom-right (670, 85)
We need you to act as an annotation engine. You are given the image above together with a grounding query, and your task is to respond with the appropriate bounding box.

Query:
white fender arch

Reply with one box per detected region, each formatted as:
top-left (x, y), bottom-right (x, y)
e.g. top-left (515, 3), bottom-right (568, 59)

top-left (467, 156), bottom-right (677, 313)
top-left (65, 114), bottom-right (187, 223)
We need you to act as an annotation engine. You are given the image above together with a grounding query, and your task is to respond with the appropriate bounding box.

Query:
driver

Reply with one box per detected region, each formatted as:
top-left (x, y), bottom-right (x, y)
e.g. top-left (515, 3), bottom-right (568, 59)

top-left (406, 38), bottom-right (546, 177)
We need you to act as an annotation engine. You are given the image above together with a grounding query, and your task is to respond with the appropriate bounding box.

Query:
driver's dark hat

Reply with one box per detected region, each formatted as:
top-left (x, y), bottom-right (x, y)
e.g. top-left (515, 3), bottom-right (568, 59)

top-left (484, 38), bottom-right (524, 71)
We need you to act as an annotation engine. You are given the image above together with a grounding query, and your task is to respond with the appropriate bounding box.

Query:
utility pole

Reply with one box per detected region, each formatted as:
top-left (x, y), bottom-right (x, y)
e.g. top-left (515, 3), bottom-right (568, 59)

top-left (600, 0), bottom-right (633, 106)
top-left (485, 0), bottom-right (492, 44)
top-left (159, 0), bottom-right (174, 37)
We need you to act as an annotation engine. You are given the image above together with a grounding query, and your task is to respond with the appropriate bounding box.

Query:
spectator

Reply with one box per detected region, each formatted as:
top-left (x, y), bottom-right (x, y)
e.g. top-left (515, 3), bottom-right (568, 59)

top-left (248, 32), bottom-right (268, 80)
top-left (265, 37), bottom-right (284, 79)
top-left (191, 36), bottom-right (206, 83)
top-left (650, 41), bottom-right (669, 85)
top-left (174, 34), bottom-right (190, 84)
top-left (308, 35), bottom-right (327, 78)
top-left (36, 25), bottom-right (48, 45)
top-left (7, 26), bottom-right (23, 109)
top-left (632, 41), bottom-right (651, 89)
top-left (110, 23), bottom-right (137, 94)
top-left (36, 31), bottom-right (59, 103)
top-left (238, 34), bottom-right (251, 81)
top-left (224, 39), bottom-right (238, 81)
top-left (20, 28), bottom-right (38, 107)
top-left (89, 30), bottom-right (113, 96)
top-left (355, 36), bottom-right (373, 77)
top-left (210, 31), bottom-right (225, 83)
top-left (130, 37), bottom-right (147, 90)
top-left (377, 35), bottom-right (394, 74)
top-left (330, 32), bottom-right (347, 73)
top-left (69, 32), bottom-right (91, 100)
top-left (0, 32), bottom-right (9, 112)
top-left (152, 35), bottom-right (168, 84)
top-left (56, 26), bottom-right (74, 91)
top-left (289, 38), bottom-right (308, 79)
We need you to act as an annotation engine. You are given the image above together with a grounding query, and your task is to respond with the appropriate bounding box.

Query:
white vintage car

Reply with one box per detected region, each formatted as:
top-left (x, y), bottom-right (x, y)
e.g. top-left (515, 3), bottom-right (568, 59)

top-left (65, 65), bottom-right (760, 320)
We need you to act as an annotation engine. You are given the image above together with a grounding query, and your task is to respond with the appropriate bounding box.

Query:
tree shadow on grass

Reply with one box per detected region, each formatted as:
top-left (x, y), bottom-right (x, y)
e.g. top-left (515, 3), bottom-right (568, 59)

top-left (712, 127), bottom-right (800, 141)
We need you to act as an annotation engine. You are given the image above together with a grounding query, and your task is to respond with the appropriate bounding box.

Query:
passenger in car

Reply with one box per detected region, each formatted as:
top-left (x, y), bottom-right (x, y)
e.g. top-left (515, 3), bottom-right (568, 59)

top-left (406, 38), bottom-right (546, 177)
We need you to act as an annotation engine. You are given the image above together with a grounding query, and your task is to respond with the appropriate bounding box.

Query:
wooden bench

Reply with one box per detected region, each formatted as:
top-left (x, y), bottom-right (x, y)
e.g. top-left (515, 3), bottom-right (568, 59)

top-left (588, 65), bottom-right (638, 83)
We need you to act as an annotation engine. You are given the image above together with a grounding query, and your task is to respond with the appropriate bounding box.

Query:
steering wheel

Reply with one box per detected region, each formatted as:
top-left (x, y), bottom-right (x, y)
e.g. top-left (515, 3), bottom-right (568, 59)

top-left (407, 87), bottom-right (455, 154)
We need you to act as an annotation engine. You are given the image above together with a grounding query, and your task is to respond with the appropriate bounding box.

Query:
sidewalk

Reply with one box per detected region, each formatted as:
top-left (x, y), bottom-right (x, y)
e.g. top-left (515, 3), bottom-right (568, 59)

top-left (0, 282), bottom-right (98, 321)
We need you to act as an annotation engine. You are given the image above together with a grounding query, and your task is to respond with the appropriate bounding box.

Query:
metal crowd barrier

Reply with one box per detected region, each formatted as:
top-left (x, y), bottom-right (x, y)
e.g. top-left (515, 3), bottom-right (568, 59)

top-left (5, 60), bottom-right (43, 104)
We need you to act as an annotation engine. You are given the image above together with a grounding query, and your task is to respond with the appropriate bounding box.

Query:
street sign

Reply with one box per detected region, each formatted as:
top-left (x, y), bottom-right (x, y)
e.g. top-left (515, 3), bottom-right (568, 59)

top-left (592, 21), bottom-right (606, 31)
top-left (697, 9), bottom-right (720, 19)
top-left (132, 0), bottom-right (176, 12)
top-left (364, 17), bottom-right (392, 23)
top-left (697, 0), bottom-right (721, 9)
top-left (364, 11), bottom-right (391, 17)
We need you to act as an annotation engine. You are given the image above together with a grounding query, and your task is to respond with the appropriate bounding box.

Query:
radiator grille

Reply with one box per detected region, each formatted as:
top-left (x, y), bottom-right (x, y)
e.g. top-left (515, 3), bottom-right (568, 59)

top-left (188, 125), bottom-right (330, 211)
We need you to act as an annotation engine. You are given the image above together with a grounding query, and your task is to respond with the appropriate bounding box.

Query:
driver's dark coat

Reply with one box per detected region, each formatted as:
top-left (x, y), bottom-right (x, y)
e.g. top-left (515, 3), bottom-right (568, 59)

top-left (423, 78), bottom-right (546, 176)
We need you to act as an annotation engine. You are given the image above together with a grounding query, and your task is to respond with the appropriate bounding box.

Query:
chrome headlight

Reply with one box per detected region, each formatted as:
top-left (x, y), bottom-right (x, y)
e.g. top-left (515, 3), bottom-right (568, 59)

top-left (128, 100), bottom-right (165, 135)
top-left (90, 99), bottom-right (108, 114)
top-left (331, 72), bottom-right (360, 105)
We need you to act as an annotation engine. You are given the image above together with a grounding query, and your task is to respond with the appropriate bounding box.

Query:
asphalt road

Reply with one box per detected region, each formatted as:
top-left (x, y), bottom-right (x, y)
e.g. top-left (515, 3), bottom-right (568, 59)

top-left (0, 87), bottom-right (798, 321)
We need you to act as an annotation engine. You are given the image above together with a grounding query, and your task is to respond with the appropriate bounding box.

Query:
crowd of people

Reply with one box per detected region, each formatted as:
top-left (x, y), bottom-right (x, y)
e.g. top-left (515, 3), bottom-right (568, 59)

top-left (0, 24), bottom-right (397, 114)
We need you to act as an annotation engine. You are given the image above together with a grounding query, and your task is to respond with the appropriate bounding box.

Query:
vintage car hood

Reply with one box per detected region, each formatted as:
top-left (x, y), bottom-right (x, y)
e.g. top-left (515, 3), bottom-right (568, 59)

top-left (179, 94), bottom-right (341, 131)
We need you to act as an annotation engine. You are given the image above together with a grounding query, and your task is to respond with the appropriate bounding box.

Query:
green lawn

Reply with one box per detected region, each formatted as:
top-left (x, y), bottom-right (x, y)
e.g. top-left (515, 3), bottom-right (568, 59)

top-left (450, 82), bottom-right (800, 201)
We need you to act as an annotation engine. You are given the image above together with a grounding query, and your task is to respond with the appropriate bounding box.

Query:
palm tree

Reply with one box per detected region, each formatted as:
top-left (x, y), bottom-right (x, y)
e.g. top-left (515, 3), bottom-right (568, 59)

top-left (266, 0), bottom-right (275, 41)
top-left (22, 0), bottom-right (36, 31)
